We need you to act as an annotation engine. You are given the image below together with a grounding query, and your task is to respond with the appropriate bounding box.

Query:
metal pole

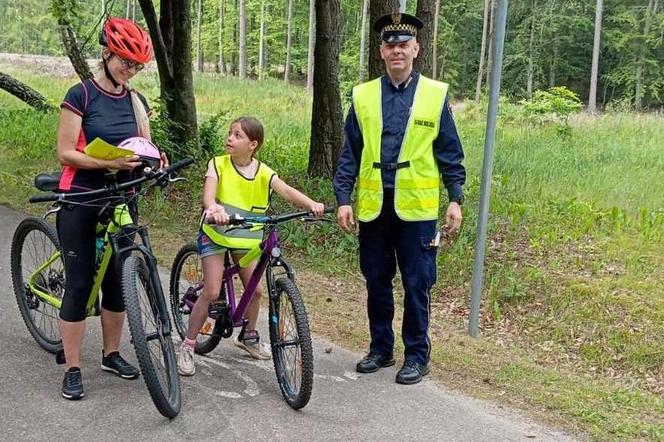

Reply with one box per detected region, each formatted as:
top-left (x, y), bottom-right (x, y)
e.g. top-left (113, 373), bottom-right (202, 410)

top-left (468, 0), bottom-right (509, 338)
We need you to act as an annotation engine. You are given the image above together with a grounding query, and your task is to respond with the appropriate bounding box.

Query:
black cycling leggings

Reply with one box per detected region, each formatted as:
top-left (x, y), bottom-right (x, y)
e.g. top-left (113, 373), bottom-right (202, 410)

top-left (56, 201), bottom-right (137, 322)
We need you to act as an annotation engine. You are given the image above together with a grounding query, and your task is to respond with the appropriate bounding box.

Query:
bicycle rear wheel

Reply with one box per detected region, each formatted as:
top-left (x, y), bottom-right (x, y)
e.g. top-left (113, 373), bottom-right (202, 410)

top-left (169, 243), bottom-right (221, 355)
top-left (268, 277), bottom-right (314, 409)
top-left (122, 255), bottom-right (181, 418)
top-left (10, 217), bottom-right (64, 353)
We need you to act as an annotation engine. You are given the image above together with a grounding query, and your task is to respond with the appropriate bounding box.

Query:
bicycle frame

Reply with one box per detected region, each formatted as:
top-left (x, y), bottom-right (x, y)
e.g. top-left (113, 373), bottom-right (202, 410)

top-left (27, 203), bottom-right (137, 317)
top-left (183, 224), bottom-right (294, 329)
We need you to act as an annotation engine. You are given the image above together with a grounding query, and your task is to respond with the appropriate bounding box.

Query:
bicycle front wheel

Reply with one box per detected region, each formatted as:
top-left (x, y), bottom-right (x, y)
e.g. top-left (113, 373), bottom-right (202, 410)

top-left (268, 277), bottom-right (314, 409)
top-left (122, 255), bottom-right (181, 418)
top-left (169, 243), bottom-right (221, 355)
top-left (10, 217), bottom-right (64, 353)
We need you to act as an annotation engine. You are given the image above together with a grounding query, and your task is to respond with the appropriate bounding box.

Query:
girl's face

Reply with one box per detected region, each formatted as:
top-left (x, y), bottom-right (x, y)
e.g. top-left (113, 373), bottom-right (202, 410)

top-left (225, 123), bottom-right (258, 157)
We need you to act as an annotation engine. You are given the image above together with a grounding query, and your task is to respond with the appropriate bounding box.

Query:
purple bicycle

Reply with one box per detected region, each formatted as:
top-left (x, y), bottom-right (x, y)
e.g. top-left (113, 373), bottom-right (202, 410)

top-left (169, 208), bottom-right (333, 409)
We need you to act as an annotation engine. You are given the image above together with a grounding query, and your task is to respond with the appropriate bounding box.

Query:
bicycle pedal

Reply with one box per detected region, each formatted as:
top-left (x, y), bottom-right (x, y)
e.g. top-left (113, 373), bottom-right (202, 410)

top-left (208, 302), bottom-right (229, 319)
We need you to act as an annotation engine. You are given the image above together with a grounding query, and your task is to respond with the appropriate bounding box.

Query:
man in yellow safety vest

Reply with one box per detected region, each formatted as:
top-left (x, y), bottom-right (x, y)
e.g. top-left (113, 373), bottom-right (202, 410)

top-left (333, 12), bottom-right (466, 385)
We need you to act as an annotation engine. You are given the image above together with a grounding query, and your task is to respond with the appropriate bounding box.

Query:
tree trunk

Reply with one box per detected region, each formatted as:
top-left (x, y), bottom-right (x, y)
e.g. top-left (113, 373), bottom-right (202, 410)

top-left (309, 0), bottom-right (343, 179)
top-left (485, 0), bottom-right (497, 88)
top-left (635, 0), bottom-right (657, 110)
top-left (239, 0), bottom-right (247, 78)
top-left (285, 0), bottom-right (294, 84)
top-left (230, 0), bottom-right (237, 74)
top-left (306, 0), bottom-right (316, 91)
top-left (196, 0), bottom-right (203, 72)
top-left (358, 0), bottom-right (369, 82)
top-left (57, 25), bottom-right (93, 81)
top-left (139, 0), bottom-right (198, 151)
top-left (160, 0), bottom-right (175, 64)
top-left (432, 0), bottom-right (440, 79)
top-left (588, 0), bottom-right (603, 113)
top-left (526, 5), bottom-right (536, 98)
top-left (369, 0), bottom-right (400, 80)
top-left (219, 0), bottom-right (226, 74)
top-left (0, 71), bottom-right (54, 112)
top-left (259, 0), bottom-right (266, 79)
top-left (549, 38), bottom-right (558, 88)
top-left (399, 0), bottom-right (407, 12)
top-left (474, 0), bottom-right (490, 101)
top-left (414, 0), bottom-right (436, 77)
top-left (132, 0), bottom-right (136, 19)
top-left (126, 0), bottom-right (131, 18)
top-left (51, 0), bottom-right (93, 81)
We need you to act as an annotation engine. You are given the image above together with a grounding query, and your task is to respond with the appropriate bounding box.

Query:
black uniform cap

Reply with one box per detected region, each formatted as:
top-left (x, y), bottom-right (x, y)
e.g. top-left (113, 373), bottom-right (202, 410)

top-left (373, 12), bottom-right (424, 44)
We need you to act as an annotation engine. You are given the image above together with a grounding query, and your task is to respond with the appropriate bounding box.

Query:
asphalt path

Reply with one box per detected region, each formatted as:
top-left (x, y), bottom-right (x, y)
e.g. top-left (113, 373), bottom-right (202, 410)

top-left (0, 204), bottom-right (576, 441)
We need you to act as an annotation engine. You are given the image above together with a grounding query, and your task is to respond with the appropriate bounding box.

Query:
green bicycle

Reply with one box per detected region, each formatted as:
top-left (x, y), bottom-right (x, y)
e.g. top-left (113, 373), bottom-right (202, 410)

top-left (10, 158), bottom-right (193, 418)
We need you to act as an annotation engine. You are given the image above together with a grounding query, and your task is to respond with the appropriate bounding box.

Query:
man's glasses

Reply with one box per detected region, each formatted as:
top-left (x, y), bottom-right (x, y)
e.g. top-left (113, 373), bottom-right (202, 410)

top-left (117, 56), bottom-right (144, 72)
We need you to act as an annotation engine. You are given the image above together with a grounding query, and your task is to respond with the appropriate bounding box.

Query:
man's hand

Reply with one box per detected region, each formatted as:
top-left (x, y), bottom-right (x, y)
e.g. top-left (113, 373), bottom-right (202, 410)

top-left (337, 205), bottom-right (355, 233)
top-left (443, 202), bottom-right (462, 238)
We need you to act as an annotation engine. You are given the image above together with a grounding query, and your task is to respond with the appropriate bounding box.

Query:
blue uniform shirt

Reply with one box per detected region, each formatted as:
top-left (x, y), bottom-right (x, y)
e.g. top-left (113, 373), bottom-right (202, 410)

top-left (333, 72), bottom-right (465, 206)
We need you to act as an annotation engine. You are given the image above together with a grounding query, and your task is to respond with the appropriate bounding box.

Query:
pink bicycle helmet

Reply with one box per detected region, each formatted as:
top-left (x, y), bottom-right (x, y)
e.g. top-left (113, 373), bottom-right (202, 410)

top-left (118, 137), bottom-right (161, 169)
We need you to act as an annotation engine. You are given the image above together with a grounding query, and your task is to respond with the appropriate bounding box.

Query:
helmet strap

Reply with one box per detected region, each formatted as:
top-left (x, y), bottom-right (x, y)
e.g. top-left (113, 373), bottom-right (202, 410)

top-left (102, 55), bottom-right (121, 89)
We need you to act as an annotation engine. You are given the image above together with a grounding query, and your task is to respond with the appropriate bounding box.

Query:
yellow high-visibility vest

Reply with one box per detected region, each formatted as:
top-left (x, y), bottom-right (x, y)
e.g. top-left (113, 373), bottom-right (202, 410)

top-left (201, 155), bottom-right (275, 249)
top-left (353, 75), bottom-right (448, 221)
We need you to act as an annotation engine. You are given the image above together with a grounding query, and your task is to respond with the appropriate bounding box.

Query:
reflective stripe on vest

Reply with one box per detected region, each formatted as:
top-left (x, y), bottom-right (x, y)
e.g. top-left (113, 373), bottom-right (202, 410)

top-left (201, 155), bottom-right (275, 249)
top-left (353, 75), bottom-right (448, 221)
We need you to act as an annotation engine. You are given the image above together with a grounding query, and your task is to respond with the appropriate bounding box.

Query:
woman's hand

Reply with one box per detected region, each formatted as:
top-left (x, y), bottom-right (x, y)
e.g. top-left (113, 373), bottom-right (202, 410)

top-left (309, 202), bottom-right (325, 217)
top-left (159, 151), bottom-right (170, 169)
top-left (108, 155), bottom-right (142, 170)
top-left (205, 205), bottom-right (230, 225)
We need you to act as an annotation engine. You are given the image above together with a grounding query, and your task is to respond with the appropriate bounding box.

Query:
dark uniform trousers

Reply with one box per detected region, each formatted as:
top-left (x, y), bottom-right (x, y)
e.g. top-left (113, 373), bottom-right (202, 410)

top-left (358, 188), bottom-right (438, 366)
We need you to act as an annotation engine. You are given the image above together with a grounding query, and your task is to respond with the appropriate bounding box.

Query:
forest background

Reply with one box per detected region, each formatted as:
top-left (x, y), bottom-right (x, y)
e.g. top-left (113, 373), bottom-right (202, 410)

top-left (0, 0), bottom-right (663, 440)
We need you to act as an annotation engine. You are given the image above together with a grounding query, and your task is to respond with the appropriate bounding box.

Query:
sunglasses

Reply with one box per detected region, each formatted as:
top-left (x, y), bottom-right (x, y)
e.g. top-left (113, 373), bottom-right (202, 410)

top-left (116, 56), bottom-right (144, 72)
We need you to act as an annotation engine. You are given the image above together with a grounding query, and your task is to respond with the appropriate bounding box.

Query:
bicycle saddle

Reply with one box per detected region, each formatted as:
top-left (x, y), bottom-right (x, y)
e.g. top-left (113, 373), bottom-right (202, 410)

top-left (34, 172), bottom-right (62, 192)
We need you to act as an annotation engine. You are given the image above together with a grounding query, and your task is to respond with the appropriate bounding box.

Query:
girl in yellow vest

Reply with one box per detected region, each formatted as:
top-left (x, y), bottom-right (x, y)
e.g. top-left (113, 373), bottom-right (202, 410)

top-left (177, 116), bottom-right (324, 376)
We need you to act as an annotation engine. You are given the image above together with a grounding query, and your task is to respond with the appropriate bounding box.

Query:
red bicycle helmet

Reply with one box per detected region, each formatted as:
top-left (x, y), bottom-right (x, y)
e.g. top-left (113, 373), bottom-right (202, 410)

top-left (100, 17), bottom-right (152, 64)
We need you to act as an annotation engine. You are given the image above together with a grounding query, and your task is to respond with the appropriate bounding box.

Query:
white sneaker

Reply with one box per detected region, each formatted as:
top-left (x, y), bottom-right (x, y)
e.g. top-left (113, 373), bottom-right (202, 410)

top-left (234, 331), bottom-right (271, 360)
top-left (177, 342), bottom-right (196, 376)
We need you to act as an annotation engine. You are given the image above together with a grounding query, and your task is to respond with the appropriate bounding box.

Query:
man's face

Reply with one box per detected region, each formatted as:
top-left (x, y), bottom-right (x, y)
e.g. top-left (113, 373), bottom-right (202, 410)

top-left (380, 38), bottom-right (420, 73)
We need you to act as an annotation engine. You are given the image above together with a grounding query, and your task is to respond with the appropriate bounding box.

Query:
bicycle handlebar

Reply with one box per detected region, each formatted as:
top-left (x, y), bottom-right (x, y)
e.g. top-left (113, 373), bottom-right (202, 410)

top-left (28, 157), bottom-right (195, 203)
top-left (205, 205), bottom-right (336, 226)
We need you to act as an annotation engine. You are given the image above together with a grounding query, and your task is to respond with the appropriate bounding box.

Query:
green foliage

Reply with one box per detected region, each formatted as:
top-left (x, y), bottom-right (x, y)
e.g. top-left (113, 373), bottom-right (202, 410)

top-left (2, 0), bottom-right (664, 109)
top-left (198, 110), bottom-right (230, 156)
top-left (520, 86), bottom-right (583, 126)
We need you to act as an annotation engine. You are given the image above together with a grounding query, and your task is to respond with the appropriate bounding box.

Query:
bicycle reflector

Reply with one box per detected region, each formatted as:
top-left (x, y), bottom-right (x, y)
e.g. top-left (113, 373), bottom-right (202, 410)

top-left (118, 137), bottom-right (161, 170)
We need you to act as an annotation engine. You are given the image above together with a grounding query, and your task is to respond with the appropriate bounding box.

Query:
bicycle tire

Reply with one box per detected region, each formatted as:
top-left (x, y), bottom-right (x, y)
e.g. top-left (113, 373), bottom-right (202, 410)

top-left (10, 217), bottom-right (64, 353)
top-left (169, 243), bottom-right (221, 355)
top-left (122, 255), bottom-right (181, 418)
top-left (268, 277), bottom-right (314, 409)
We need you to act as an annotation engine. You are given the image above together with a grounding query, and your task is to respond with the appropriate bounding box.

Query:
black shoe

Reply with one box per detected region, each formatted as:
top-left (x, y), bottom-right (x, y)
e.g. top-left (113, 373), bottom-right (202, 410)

top-left (395, 360), bottom-right (429, 385)
top-left (101, 351), bottom-right (140, 379)
top-left (356, 353), bottom-right (396, 373)
top-left (62, 367), bottom-right (84, 400)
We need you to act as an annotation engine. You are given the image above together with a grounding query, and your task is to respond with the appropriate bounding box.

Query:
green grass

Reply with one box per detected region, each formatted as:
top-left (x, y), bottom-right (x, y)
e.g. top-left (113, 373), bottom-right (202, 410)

top-left (2, 64), bottom-right (664, 440)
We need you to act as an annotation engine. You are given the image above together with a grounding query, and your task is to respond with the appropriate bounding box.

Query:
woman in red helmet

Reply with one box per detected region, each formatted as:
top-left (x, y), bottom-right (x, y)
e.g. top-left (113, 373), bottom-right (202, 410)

top-left (56, 17), bottom-right (166, 400)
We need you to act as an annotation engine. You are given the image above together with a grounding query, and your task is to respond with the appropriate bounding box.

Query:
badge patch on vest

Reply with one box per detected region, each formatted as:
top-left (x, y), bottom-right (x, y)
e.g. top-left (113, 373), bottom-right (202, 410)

top-left (413, 118), bottom-right (436, 129)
